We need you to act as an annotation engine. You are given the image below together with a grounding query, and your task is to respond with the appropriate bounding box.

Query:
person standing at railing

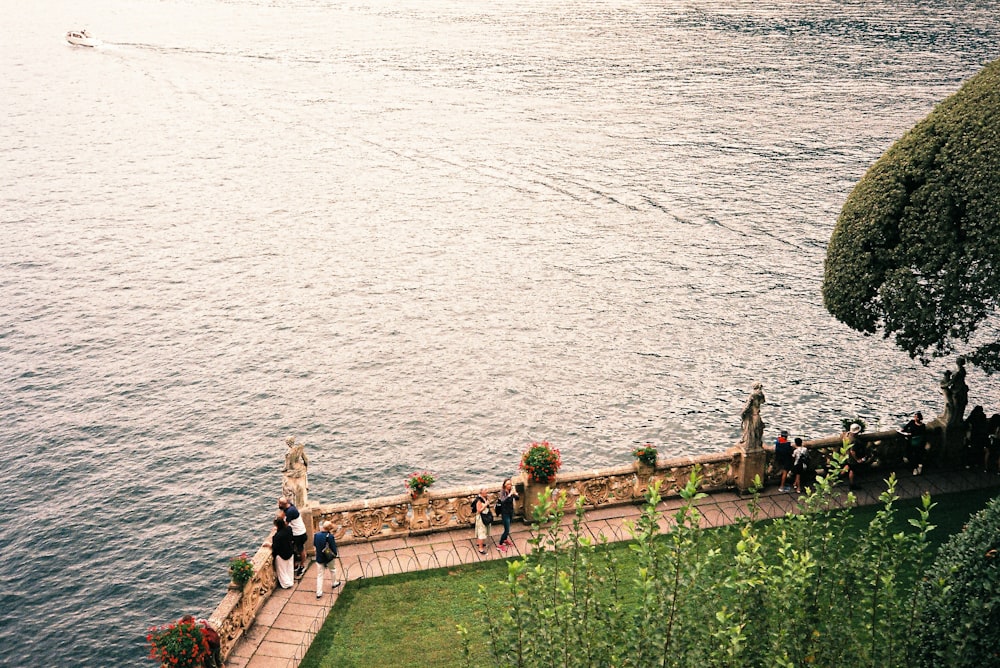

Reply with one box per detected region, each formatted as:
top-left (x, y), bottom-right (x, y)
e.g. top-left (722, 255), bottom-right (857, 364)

top-left (196, 618), bottom-right (222, 668)
top-left (496, 478), bottom-right (518, 551)
top-left (964, 405), bottom-right (991, 470)
top-left (986, 413), bottom-right (1000, 474)
top-left (791, 438), bottom-right (809, 494)
top-left (899, 412), bottom-right (929, 476)
top-left (764, 430), bottom-right (795, 492)
top-left (270, 516), bottom-right (296, 589)
top-left (474, 489), bottom-right (491, 554)
top-left (840, 423), bottom-right (868, 490)
top-left (313, 520), bottom-right (341, 598)
top-left (278, 496), bottom-right (308, 578)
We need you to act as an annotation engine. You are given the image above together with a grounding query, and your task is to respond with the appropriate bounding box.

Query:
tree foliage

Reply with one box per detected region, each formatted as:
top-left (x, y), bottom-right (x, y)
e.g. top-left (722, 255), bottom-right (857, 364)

top-left (822, 58), bottom-right (1000, 372)
top-left (911, 495), bottom-right (1000, 667)
top-left (471, 458), bottom-right (937, 667)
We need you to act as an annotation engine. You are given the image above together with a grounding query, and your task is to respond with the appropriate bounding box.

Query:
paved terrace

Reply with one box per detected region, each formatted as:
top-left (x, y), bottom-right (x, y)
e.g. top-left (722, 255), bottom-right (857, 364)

top-left (225, 468), bottom-right (1000, 668)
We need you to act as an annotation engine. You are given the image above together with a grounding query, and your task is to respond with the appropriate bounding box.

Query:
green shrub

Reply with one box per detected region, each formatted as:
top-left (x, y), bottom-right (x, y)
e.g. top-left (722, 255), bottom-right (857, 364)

top-left (475, 459), bottom-right (936, 667)
top-left (911, 495), bottom-right (1000, 667)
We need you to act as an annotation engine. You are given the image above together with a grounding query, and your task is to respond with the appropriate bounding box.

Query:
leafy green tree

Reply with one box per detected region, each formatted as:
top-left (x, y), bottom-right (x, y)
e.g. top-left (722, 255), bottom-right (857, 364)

top-left (822, 58), bottom-right (1000, 371)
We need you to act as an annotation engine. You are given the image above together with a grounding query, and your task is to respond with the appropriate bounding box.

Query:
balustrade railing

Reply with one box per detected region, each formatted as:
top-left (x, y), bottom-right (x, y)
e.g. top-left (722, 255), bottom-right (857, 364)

top-left (208, 544), bottom-right (277, 660)
top-left (311, 450), bottom-right (737, 546)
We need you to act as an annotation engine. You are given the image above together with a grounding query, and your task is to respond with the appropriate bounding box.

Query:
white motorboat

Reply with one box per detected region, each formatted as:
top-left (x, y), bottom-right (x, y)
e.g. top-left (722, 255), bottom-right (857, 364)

top-left (66, 29), bottom-right (101, 47)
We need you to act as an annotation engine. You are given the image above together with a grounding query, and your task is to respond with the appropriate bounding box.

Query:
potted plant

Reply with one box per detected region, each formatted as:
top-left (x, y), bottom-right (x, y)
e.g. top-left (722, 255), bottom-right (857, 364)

top-left (518, 441), bottom-right (561, 522)
top-left (228, 552), bottom-right (254, 588)
top-left (632, 443), bottom-right (658, 467)
top-left (520, 441), bottom-right (562, 483)
top-left (406, 471), bottom-right (435, 498)
top-left (631, 443), bottom-right (658, 496)
top-left (147, 617), bottom-right (210, 668)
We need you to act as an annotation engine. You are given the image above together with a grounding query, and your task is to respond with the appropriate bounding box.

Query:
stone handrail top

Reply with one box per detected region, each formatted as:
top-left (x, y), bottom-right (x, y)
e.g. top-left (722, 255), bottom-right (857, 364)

top-left (312, 434), bottom-right (907, 518)
top-left (802, 428), bottom-right (904, 449)
top-left (316, 451), bottom-right (737, 515)
top-left (317, 484), bottom-right (491, 514)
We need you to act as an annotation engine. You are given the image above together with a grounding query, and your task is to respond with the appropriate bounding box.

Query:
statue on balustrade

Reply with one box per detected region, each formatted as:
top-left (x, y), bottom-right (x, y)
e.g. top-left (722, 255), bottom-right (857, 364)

top-left (282, 436), bottom-right (309, 507)
top-left (941, 356), bottom-right (969, 428)
top-left (739, 382), bottom-right (766, 451)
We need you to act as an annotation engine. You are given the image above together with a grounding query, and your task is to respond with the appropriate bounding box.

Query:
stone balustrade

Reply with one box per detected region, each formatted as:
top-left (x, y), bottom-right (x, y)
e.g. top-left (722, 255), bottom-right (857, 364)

top-left (208, 544), bottom-right (278, 660)
top-left (309, 450), bottom-right (737, 548)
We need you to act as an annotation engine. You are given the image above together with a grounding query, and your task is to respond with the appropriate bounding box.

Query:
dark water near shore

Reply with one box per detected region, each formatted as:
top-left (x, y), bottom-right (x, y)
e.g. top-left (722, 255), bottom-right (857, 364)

top-left (2, 0), bottom-right (999, 664)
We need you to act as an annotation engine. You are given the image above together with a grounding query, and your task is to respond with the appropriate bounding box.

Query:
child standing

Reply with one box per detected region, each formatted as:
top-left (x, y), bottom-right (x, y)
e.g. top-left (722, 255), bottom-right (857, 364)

top-left (765, 430), bottom-right (795, 492)
top-left (791, 437), bottom-right (809, 494)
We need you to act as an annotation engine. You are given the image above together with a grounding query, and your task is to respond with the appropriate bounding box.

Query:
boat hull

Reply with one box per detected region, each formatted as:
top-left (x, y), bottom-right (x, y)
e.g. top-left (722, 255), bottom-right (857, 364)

top-left (66, 32), bottom-right (101, 47)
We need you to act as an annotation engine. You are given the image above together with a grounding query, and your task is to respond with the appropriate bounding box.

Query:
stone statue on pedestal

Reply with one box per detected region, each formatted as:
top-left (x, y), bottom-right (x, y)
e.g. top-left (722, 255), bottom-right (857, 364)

top-left (282, 436), bottom-right (309, 507)
top-left (739, 382), bottom-right (766, 451)
top-left (941, 356), bottom-right (969, 427)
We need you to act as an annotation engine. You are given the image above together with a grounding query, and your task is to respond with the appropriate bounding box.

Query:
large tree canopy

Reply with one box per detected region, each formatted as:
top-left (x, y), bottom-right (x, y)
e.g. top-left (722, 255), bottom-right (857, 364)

top-left (823, 58), bottom-right (1000, 372)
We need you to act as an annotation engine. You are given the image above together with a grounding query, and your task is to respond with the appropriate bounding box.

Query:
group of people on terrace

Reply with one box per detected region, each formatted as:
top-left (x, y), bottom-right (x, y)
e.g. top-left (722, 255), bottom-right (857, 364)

top-left (763, 430), bottom-right (810, 493)
top-left (472, 478), bottom-right (519, 554)
top-left (270, 495), bottom-right (342, 598)
top-left (765, 405), bottom-right (1000, 493)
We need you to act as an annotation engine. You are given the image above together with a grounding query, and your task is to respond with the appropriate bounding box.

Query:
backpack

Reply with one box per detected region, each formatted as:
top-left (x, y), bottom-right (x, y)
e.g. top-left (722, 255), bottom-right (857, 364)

top-left (320, 534), bottom-right (336, 561)
top-left (470, 496), bottom-right (481, 514)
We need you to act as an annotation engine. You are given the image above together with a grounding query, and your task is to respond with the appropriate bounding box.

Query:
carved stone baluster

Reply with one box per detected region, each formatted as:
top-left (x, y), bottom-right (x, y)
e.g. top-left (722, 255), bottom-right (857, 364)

top-left (409, 493), bottom-right (430, 531)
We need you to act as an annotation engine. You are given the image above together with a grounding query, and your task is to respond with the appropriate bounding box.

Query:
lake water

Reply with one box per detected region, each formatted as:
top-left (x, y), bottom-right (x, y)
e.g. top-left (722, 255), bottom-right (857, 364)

top-left (2, 0), bottom-right (999, 664)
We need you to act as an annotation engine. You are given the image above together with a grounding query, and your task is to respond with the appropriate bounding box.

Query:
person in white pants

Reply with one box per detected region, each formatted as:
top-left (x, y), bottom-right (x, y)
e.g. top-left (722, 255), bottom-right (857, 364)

top-left (313, 520), bottom-right (341, 598)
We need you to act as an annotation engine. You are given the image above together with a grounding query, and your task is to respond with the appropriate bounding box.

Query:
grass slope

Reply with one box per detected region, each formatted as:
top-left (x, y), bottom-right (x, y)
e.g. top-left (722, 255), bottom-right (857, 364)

top-left (300, 485), bottom-right (1000, 668)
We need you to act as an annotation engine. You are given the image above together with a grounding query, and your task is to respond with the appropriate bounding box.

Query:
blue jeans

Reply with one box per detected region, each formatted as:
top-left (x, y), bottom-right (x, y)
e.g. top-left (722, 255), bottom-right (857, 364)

top-left (499, 513), bottom-right (513, 545)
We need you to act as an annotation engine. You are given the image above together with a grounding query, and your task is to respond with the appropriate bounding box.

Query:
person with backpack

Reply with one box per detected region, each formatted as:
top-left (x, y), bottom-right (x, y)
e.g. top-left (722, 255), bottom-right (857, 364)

top-left (473, 489), bottom-right (491, 554)
top-left (791, 438), bottom-right (810, 494)
top-left (313, 520), bottom-right (341, 598)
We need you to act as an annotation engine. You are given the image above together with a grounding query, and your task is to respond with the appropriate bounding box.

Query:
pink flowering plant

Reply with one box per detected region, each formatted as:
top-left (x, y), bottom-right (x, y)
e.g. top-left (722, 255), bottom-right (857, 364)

top-left (632, 443), bottom-right (658, 466)
top-left (228, 552), bottom-right (254, 587)
top-left (520, 441), bottom-right (562, 483)
top-left (147, 617), bottom-right (209, 667)
top-left (407, 471), bottom-right (435, 497)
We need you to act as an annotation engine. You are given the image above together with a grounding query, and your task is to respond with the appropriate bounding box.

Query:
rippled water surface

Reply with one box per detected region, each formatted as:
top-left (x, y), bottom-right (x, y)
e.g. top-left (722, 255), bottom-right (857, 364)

top-left (2, 0), bottom-right (999, 664)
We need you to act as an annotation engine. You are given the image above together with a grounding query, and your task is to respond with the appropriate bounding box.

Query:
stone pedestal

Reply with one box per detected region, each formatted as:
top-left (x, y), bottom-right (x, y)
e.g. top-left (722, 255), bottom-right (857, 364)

top-left (634, 460), bottom-right (656, 498)
top-left (729, 445), bottom-right (767, 493)
top-left (409, 493), bottom-right (430, 531)
top-left (521, 478), bottom-right (549, 524)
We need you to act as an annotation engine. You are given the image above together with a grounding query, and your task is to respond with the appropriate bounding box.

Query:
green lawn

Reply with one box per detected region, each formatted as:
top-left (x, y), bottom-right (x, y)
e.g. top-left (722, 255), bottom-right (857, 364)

top-left (299, 486), bottom-right (1000, 668)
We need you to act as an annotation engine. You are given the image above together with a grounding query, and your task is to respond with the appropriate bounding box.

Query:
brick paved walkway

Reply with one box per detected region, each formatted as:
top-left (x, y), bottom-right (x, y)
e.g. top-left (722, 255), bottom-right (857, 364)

top-left (225, 467), bottom-right (1000, 667)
